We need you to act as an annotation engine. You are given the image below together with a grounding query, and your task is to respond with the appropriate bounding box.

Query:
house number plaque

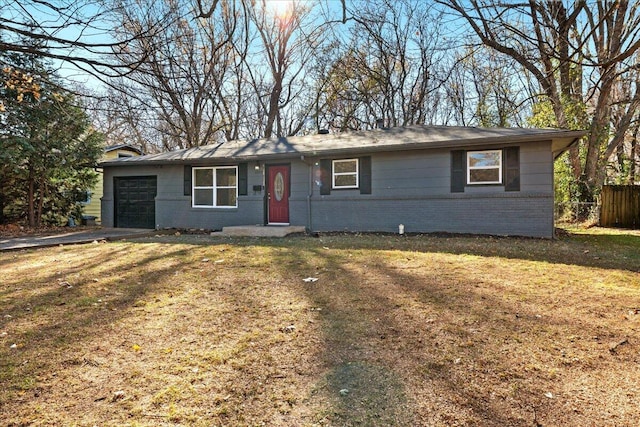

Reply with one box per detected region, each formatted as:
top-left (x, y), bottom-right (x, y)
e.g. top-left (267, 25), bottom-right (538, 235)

top-left (274, 172), bottom-right (284, 201)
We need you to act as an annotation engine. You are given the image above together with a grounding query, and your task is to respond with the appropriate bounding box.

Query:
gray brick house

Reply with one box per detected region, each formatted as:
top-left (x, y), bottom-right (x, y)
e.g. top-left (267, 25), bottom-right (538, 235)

top-left (99, 125), bottom-right (585, 238)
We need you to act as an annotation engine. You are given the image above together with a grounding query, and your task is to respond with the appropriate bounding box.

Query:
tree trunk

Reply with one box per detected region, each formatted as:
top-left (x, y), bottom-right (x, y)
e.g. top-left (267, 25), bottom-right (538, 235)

top-left (35, 181), bottom-right (45, 228)
top-left (27, 174), bottom-right (35, 228)
top-left (0, 192), bottom-right (5, 224)
top-left (631, 125), bottom-right (638, 184)
top-left (264, 77), bottom-right (282, 139)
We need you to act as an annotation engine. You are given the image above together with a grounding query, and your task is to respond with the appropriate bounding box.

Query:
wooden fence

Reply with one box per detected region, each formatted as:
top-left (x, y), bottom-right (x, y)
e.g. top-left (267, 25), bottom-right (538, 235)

top-left (599, 185), bottom-right (640, 228)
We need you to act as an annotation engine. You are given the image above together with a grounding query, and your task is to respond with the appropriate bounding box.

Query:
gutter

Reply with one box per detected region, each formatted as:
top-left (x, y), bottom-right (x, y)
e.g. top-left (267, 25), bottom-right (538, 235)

top-left (553, 136), bottom-right (584, 160)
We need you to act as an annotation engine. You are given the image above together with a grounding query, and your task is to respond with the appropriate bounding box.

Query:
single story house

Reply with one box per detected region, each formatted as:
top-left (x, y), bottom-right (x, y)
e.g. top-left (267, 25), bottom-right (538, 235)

top-left (99, 125), bottom-right (585, 238)
top-left (83, 144), bottom-right (143, 222)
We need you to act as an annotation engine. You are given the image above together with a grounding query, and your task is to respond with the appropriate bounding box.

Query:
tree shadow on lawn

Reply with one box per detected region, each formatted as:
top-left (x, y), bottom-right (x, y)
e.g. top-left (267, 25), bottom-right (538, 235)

top-left (3, 236), bottom-right (635, 425)
top-left (359, 250), bottom-right (639, 426)
top-left (0, 243), bottom-right (193, 410)
top-left (269, 248), bottom-right (471, 425)
top-left (284, 229), bottom-right (639, 273)
top-left (139, 228), bottom-right (640, 273)
top-left (270, 244), bottom-right (639, 426)
top-left (0, 245), bottom-right (162, 310)
top-left (263, 246), bottom-right (415, 426)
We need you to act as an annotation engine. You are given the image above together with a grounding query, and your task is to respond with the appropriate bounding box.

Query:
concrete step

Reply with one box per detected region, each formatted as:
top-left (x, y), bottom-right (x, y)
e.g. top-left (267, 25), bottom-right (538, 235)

top-left (216, 225), bottom-right (306, 237)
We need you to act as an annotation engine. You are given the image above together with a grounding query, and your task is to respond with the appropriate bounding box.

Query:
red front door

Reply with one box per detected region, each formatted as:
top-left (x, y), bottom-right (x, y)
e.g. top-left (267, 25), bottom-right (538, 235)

top-left (267, 165), bottom-right (290, 224)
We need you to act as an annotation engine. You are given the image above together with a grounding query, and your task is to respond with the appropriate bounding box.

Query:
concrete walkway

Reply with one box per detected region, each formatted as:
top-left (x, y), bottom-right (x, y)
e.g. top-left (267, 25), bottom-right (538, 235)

top-left (0, 225), bottom-right (308, 251)
top-left (0, 228), bottom-right (157, 251)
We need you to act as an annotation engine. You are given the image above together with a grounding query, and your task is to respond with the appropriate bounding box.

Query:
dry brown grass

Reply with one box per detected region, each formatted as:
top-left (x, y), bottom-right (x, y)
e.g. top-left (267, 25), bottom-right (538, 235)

top-left (1, 228), bottom-right (639, 426)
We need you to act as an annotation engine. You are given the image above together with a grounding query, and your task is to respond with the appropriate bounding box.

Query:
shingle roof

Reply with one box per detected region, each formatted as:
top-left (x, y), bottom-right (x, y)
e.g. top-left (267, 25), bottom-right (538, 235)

top-left (99, 125), bottom-right (586, 167)
top-left (104, 144), bottom-right (143, 155)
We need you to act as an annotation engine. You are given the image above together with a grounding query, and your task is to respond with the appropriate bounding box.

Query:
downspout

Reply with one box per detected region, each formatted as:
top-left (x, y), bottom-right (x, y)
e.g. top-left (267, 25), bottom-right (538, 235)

top-left (300, 155), bottom-right (314, 232)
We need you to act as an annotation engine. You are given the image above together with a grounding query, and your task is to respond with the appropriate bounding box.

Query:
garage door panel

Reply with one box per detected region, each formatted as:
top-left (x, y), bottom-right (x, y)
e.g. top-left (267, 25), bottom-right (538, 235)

top-left (115, 176), bottom-right (157, 229)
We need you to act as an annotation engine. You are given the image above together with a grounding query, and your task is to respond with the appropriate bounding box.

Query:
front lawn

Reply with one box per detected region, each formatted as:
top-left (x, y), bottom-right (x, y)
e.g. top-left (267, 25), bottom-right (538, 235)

top-left (1, 228), bottom-right (639, 426)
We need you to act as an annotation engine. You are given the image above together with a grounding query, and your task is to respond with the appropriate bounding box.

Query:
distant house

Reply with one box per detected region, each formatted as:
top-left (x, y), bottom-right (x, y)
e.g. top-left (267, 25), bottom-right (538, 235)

top-left (83, 144), bottom-right (142, 222)
top-left (99, 126), bottom-right (585, 238)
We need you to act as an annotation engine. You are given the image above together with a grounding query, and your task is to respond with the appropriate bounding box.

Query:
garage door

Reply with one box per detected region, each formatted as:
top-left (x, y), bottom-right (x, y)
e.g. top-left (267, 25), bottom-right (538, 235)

top-left (114, 176), bottom-right (157, 229)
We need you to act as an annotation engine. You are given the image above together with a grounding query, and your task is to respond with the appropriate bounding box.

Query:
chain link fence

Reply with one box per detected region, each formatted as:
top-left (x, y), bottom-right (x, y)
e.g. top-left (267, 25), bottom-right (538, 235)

top-left (554, 201), bottom-right (600, 223)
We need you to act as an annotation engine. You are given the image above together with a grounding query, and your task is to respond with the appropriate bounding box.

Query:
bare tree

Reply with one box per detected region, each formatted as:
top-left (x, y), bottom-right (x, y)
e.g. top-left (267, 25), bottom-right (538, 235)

top-left (445, 46), bottom-right (532, 127)
top-left (0, 1), bottom-right (173, 87)
top-left (442, 0), bottom-right (640, 203)
top-left (107, 0), bottom-right (244, 149)
top-left (85, 88), bottom-right (161, 154)
top-left (606, 59), bottom-right (640, 184)
top-left (246, 0), bottom-right (322, 138)
top-left (312, 0), bottom-right (451, 131)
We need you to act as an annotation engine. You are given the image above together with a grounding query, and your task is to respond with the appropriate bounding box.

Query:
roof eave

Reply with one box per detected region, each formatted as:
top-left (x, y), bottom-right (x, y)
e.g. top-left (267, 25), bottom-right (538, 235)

top-left (551, 133), bottom-right (587, 159)
top-left (99, 129), bottom-right (588, 167)
top-left (104, 144), bottom-right (143, 155)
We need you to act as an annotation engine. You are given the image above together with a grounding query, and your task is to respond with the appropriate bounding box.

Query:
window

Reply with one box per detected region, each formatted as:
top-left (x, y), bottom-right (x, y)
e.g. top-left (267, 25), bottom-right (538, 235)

top-left (192, 166), bottom-right (237, 208)
top-left (467, 150), bottom-right (502, 185)
top-left (332, 159), bottom-right (359, 189)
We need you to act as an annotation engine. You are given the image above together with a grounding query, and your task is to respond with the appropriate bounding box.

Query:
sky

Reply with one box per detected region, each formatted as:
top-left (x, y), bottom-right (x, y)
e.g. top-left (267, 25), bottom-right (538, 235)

top-left (1, 0), bottom-right (349, 90)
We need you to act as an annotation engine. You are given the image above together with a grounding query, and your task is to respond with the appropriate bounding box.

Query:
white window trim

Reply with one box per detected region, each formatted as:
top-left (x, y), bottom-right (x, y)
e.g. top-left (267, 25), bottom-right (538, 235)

top-left (192, 166), bottom-right (238, 208)
top-left (467, 150), bottom-right (502, 185)
top-left (332, 158), bottom-right (359, 189)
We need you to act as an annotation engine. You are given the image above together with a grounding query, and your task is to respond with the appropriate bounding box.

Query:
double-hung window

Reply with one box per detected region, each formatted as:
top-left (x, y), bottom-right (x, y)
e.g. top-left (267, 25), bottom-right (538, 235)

top-left (467, 150), bottom-right (502, 185)
top-left (332, 159), bottom-right (359, 189)
top-left (192, 166), bottom-right (237, 208)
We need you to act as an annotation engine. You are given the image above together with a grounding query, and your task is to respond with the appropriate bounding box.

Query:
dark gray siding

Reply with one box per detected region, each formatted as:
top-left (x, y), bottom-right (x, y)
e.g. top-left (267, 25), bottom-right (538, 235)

top-left (102, 163), bottom-right (272, 229)
top-left (102, 140), bottom-right (556, 237)
top-left (308, 194), bottom-right (553, 237)
top-left (103, 160), bottom-right (311, 230)
top-left (306, 141), bottom-right (555, 238)
top-left (287, 161), bottom-right (311, 226)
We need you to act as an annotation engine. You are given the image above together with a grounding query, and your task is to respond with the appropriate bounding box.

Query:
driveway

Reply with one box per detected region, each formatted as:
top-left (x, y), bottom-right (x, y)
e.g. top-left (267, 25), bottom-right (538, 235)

top-left (0, 228), bottom-right (157, 251)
